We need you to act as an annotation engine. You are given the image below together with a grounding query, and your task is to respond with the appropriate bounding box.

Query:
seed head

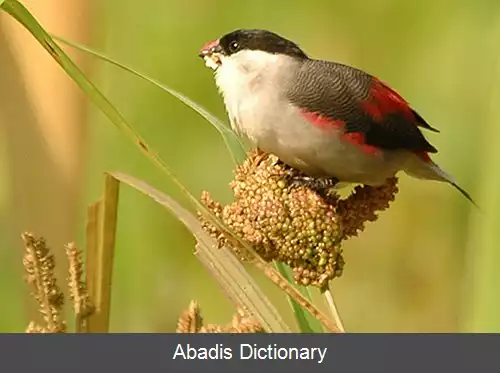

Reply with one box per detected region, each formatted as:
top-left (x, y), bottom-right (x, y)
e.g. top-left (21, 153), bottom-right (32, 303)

top-left (200, 149), bottom-right (398, 288)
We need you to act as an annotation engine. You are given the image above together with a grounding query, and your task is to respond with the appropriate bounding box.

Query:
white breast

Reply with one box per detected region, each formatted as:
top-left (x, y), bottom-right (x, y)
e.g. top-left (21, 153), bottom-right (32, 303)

top-left (212, 50), bottom-right (409, 184)
top-left (214, 50), bottom-right (298, 142)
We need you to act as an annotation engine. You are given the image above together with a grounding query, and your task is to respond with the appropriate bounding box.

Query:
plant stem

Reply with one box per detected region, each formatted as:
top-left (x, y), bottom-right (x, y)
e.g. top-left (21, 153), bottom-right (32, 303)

top-left (322, 286), bottom-right (345, 333)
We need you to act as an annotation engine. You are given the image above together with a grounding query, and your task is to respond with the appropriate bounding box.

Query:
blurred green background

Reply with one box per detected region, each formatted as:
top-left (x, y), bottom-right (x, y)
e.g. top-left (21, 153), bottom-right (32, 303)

top-left (1, 0), bottom-right (499, 332)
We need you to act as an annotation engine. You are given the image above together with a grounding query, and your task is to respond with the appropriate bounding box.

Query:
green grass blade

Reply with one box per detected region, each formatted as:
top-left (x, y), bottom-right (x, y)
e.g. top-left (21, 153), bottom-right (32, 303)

top-left (78, 177), bottom-right (119, 334)
top-left (1, 0), bottom-right (168, 171)
top-left (1, 0), bottom-right (340, 333)
top-left (110, 172), bottom-right (290, 332)
top-left (274, 262), bottom-right (325, 333)
top-left (1, 0), bottom-right (193, 204)
top-left (52, 36), bottom-right (326, 333)
top-left (93, 174), bottom-right (120, 332)
top-left (84, 202), bottom-right (101, 333)
top-left (52, 36), bottom-right (332, 333)
top-left (48, 35), bottom-right (323, 333)
top-left (53, 36), bottom-right (246, 166)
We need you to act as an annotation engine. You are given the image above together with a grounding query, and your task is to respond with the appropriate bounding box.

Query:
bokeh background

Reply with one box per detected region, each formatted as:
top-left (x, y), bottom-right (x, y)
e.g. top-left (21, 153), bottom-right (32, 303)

top-left (1, 0), bottom-right (499, 332)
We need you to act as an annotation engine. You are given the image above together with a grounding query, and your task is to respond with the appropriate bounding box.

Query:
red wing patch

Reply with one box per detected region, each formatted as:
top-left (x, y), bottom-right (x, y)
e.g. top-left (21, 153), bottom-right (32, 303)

top-left (300, 110), bottom-right (380, 156)
top-left (300, 110), bottom-right (344, 129)
top-left (361, 78), bottom-right (415, 122)
top-left (343, 132), bottom-right (381, 155)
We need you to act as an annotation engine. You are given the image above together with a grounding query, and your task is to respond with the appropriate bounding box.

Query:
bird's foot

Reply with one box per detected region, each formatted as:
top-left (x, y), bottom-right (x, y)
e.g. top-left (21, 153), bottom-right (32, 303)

top-left (286, 175), bottom-right (340, 197)
top-left (273, 158), bottom-right (339, 195)
top-left (288, 175), bottom-right (339, 190)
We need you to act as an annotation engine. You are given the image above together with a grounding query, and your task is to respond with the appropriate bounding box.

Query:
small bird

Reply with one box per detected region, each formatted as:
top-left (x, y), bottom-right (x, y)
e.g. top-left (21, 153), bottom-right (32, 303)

top-left (199, 29), bottom-right (475, 205)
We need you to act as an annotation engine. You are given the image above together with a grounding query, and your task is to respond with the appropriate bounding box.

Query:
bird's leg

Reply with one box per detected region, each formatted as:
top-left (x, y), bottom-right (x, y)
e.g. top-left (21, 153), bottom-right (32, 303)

top-left (274, 158), bottom-right (339, 195)
top-left (275, 158), bottom-right (289, 168)
top-left (288, 175), bottom-right (340, 194)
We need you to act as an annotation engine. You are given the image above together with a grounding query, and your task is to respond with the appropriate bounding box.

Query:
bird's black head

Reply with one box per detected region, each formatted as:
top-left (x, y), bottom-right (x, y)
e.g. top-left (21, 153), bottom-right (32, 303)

top-left (216, 29), bottom-right (308, 59)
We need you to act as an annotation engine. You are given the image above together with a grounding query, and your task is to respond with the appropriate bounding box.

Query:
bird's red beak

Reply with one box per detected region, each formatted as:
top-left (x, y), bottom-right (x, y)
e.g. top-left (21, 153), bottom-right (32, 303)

top-left (198, 39), bottom-right (222, 57)
top-left (199, 39), bottom-right (223, 70)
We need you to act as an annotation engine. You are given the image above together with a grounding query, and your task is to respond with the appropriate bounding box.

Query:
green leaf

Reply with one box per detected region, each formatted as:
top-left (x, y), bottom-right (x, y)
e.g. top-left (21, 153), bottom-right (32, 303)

top-left (95, 174), bottom-right (120, 332)
top-left (53, 36), bottom-right (247, 166)
top-left (111, 172), bottom-right (290, 332)
top-left (0, 0), bottom-right (287, 331)
top-left (1, 0), bottom-right (340, 333)
top-left (79, 175), bottom-right (120, 333)
top-left (84, 202), bottom-right (100, 333)
top-left (52, 35), bottom-right (329, 333)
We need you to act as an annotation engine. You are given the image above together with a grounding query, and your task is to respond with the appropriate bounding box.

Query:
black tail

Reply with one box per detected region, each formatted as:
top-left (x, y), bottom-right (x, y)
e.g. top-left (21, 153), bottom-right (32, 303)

top-left (451, 182), bottom-right (480, 210)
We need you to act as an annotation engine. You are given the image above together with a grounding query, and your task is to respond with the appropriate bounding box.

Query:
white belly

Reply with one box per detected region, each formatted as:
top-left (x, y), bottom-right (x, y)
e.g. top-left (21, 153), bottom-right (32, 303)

top-left (214, 50), bottom-right (408, 185)
top-left (229, 96), bottom-right (408, 185)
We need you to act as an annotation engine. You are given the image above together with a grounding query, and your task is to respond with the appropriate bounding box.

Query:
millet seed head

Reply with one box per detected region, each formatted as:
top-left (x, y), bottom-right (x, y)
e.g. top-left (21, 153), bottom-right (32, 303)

top-left (200, 149), bottom-right (398, 288)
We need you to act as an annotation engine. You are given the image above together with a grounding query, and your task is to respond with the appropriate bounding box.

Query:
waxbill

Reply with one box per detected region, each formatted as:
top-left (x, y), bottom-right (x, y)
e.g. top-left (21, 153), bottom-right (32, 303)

top-left (199, 29), bottom-right (475, 205)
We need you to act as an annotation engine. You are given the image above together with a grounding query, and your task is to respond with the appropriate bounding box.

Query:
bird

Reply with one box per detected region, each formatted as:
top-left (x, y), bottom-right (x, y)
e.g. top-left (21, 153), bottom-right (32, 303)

top-left (198, 29), bottom-right (476, 206)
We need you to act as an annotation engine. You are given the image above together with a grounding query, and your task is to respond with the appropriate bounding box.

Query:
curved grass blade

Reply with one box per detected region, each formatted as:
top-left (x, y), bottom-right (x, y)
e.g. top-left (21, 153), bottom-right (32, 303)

top-left (53, 36), bottom-right (323, 333)
top-left (111, 172), bottom-right (290, 332)
top-left (1, 0), bottom-right (288, 332)
top-left (53, 36), bottom-right (246, 166)
top-left (1, 0), bottom-right (341, 333)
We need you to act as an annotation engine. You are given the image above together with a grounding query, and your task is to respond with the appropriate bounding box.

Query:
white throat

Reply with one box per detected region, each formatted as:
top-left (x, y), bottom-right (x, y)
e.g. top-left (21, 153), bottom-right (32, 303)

top-left (215, 50), bottom-right (284, 95)
top-left (211, 50), bottom-right (298, 139)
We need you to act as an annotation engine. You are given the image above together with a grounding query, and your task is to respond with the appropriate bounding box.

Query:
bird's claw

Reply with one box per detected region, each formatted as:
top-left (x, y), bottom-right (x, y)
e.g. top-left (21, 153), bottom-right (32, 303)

top-left (286, 175), bottom-right (339, 194)
top-left (289, 176), bottom-right (339, 190)
top-left (273, 158), bottom-right (339, 195)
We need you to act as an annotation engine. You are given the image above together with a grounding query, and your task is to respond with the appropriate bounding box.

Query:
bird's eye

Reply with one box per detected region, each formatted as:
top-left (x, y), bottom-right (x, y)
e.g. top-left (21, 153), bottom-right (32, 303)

top-left (229, 40), bottom-right (240, 53)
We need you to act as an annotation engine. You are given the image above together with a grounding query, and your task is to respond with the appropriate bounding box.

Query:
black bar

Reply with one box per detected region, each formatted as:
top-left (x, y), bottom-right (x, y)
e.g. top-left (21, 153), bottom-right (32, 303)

top-left (0, 334), bottom-right (498, 373)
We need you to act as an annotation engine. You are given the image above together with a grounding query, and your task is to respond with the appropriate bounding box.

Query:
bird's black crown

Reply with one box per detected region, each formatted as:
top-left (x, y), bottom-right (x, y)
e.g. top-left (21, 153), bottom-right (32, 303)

top-left (219, 29), bottom-right (308, 59)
